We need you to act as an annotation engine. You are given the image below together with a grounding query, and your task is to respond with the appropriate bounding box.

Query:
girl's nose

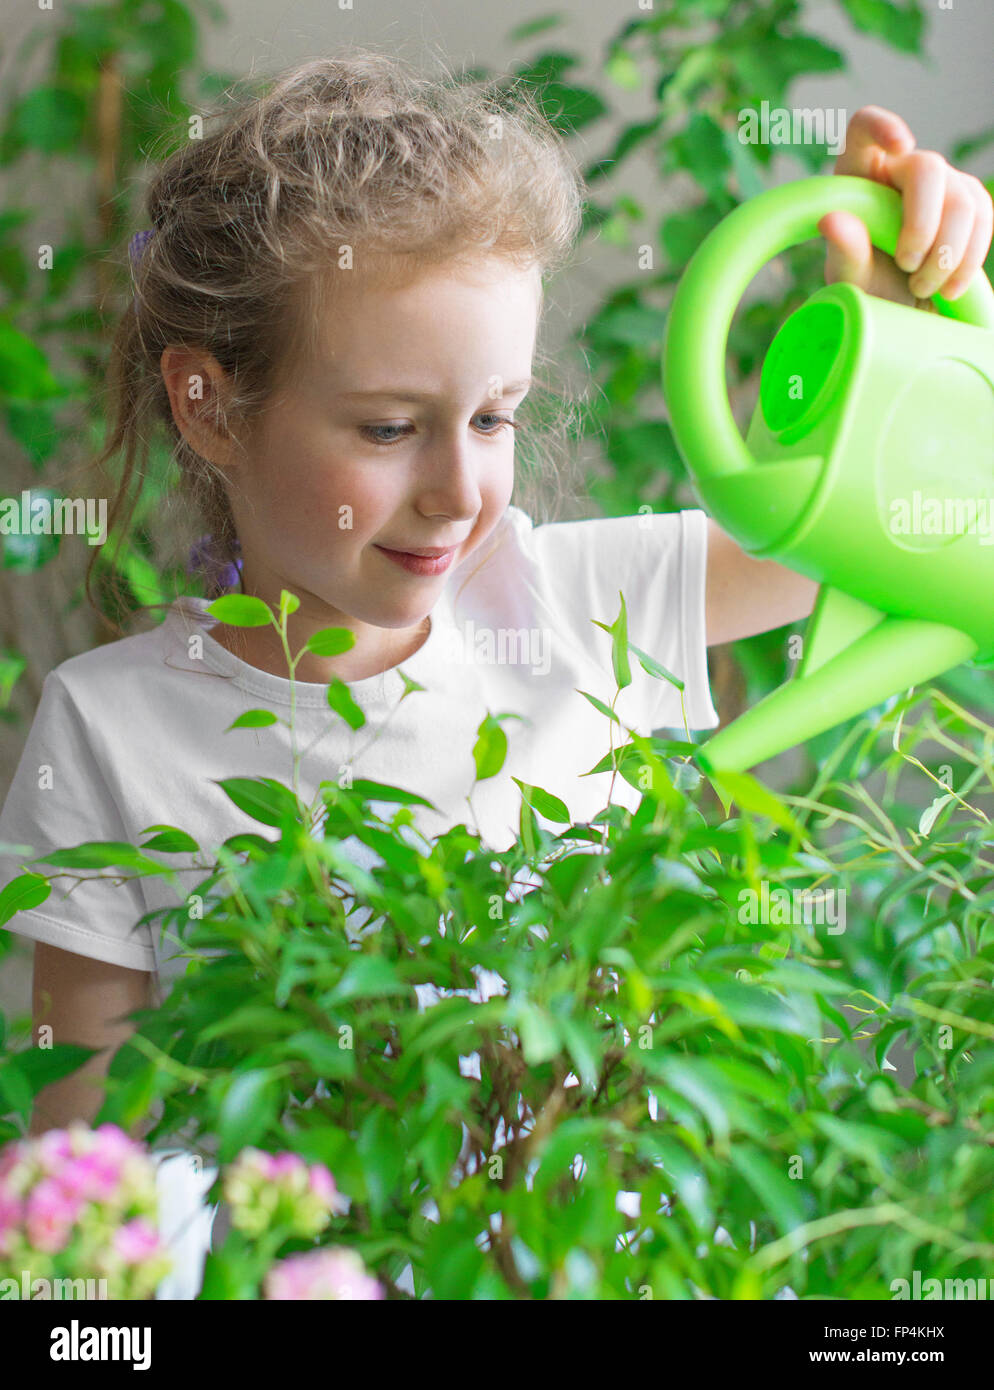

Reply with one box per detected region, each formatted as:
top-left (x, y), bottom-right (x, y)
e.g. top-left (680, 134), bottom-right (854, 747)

top-left (418, 434), bottom-right (483, 519)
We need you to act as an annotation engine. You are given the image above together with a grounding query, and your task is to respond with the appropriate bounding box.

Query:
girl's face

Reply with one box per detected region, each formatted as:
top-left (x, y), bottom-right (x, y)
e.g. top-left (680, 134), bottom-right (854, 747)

top-left (191, 254), bottom-right (541, 676)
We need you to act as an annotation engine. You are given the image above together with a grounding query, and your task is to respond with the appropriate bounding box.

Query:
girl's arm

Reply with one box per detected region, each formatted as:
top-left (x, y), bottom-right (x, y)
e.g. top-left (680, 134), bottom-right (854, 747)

top-left (29, 941), bottom-right (152, 1139)
top-left (703, 106), bottom-right (993, 649)
top-left (705, 519), bottom-right (818, 648)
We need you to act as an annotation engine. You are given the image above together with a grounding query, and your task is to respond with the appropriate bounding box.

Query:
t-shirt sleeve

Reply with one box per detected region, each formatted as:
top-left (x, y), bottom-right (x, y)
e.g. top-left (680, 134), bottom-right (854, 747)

top-left (522, 506), bottom-right (720, 735)
top-left (0, 669), bottom-right (155, 971)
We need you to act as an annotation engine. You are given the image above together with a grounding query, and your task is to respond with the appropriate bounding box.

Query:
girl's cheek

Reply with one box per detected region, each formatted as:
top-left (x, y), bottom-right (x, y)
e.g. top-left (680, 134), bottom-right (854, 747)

top-left (303, 466), bottom-right (394, 534)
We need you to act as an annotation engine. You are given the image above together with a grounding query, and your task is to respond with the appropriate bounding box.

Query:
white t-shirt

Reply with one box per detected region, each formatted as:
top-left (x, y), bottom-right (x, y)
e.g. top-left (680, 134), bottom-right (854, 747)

top-left (0, 504), bottom-right (718, 997)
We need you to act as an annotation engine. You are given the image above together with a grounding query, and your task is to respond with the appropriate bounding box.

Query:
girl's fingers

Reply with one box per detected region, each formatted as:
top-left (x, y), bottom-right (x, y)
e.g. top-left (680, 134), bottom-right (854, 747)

top-left (820, 209), bottom-right (874, 288)
top-left (834, 104), bottom-right (916, 177)
top-left (906, 172), bottom-right (977, 298)
top-left (885, 150), bottom-right (949, 273)
top-left (941, 176), bottom-right (994, 298)
top-left (821, 212), bottom-right (914, 304)
top-left (827, 107), bottom-right (994, 305)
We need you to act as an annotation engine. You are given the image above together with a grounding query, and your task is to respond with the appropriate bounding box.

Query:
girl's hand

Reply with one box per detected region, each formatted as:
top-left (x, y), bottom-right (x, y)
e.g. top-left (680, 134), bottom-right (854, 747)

top-left (819, 104), bottom-right (993, 305)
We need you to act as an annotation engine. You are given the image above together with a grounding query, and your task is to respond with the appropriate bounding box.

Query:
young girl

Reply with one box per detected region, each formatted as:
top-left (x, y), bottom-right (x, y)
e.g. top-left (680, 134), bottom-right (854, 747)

top-left (0, 54), bottom-right (989, 1297)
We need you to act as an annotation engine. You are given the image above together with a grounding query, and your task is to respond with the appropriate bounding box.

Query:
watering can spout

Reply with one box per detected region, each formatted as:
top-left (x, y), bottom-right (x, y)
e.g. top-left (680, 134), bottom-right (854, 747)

top-left (697, 609), bottom-right (978, 776)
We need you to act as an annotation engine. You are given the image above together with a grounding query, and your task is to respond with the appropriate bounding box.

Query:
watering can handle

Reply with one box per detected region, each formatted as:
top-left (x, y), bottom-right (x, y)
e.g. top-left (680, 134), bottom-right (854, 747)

top-left (663, 175), bottom-right (994, 481)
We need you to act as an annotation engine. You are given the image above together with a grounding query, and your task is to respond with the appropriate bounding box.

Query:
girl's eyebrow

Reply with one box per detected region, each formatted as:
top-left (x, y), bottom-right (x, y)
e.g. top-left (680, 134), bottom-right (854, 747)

top-left (336, 378), bottom-right (532, 402)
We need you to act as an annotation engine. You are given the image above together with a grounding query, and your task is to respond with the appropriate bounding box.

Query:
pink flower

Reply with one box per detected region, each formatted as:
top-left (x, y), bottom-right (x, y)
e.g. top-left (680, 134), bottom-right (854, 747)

top-left (308, 1163), bottom-right (338, 1208)
top-left (0, 1139), bottom-right (28, 1181)
top-left (267, 1153), bottom-right (307, 1182)
top-left (34, 1129), bottom-right (72, 1173)
top-left (54, 1152), bottom-right (123, 1204)
top-left (0, 1188), bottom-right (24, 1255)
top-left (91, 1124), bottom-right (140, 1161)
top-left (263, 1247), bottom-right (384, 1301)
top-left (112, 1218), bottom-right (162, 1265)
top-left (24, 1177), bottom-right (83, 1254)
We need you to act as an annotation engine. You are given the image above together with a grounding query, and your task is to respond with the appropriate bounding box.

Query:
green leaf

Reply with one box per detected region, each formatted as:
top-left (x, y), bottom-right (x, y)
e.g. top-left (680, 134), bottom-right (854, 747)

top-left (629, 642), bottom-right (684, 690)
top-left (590, 591), bottom-right (631, 690)
top-left (357, 1109), bottom-right (405, 1217)
top-left (557, 1015), bottom-right (601, 1091)
top-left (227, 709), bottom-right (279, 731)
top-left (0, 319), bottom-right (60, 397)
top-left (279, 589), bottom-right (300, 618)
top-left (655, 1056), bottom-right (731, 1147)
top-left (277, 1029), bottom-right (357, 1078)
top-left (576, 689), bottom-right (619, 724)
top-left (112, 537), bottom-right (166, 606)
top-left (139, 826), bottom-right (200, 854)
top-left (516, 1002), bottom-right (561, 1065)
top-left (326, 676), bottom-right (365, 730)
top-left (7, 1043), bottom-right (96, 1094)
top-left (472, 713), bottom-right (509, 781)
top-left (306, 626), bottom-right (356, 657)
top-left (0, 1059), bottom-right (33, 1121)
top-left (811, 1113), bottom-right (905, 1171)
top-left (838, 0), bottom-right (924, 54)
top-left (533, 81), bottom-right (608, 135)
top-left (11, 86), bottom-right (87, 152)
top-left (918, 793), bottom-right (954, 837)
top-left (585, 116), bottom-right (663, 183)
top-left (217, 1068), bottom-right (281, 1160)
top-left (508, 15), bottom-right (563, 42)
top-left (701, 770), bottom-right (803, 836)
top-left (660, 202), bottom-right (725, 266)
top-left (215, 776), bottom-right (302, 829)
top-left (652, 1137), bottom-right (712, 1231)
top-left (665, 113), bottom-right (731, 202)
top-left (0, 650), bottom-right (27, 709)
top-left (32, 841), bottom-right (164, 873)
top-left (511, 778), bottom-right (571, 823)
top-left (206, 594), bottom-right (273, 627)
top-left (199, 1003), bottom-right (299, 1043)
top-left (327, 956), bottom-right (408, 1004)
top-left (729, 1144), bottom-right (808, 1236)
top-left (347, 778), bottom-right (437, 809)
top-left (605, 49), bottom-right (641, 91)
top-left (0, 871), bottom-right (50, 926)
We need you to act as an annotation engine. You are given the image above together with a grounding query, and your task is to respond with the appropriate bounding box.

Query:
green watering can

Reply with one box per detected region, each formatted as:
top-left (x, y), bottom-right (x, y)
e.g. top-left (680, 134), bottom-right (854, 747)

top-left (662, 174), bottom-right (994, 775)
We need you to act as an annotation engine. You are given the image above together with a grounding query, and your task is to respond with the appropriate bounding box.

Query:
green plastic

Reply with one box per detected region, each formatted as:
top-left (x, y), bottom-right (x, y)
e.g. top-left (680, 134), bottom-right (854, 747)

top-left (661, 175), bottom-right (994, 775)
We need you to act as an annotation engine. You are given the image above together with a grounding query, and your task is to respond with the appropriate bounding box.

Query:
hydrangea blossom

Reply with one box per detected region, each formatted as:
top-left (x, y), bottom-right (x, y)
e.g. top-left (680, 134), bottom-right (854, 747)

top-left (0, 1124), bottom-right (171, 1298)
top-left (263, 1247), bottom-right (384, 1301)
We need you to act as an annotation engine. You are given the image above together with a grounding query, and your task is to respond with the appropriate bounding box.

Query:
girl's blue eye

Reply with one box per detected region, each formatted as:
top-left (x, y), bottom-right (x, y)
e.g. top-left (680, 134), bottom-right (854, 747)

top-left (360, 423), bottom-right (413, 444)
top-left (474, 413), bottom-right (516, 434)
top-left (359, 415), bottom-right (517, 446)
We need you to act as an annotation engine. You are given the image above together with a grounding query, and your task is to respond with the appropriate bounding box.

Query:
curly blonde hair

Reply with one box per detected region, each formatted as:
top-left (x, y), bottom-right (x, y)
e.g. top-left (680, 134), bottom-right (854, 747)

top-left (84, 50), bottom-right (589, 634)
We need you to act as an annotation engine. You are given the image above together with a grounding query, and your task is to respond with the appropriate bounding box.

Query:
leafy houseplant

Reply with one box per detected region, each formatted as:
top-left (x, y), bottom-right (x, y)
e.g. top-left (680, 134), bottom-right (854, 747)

top-left (3, 591), bottom-right (991, 1299)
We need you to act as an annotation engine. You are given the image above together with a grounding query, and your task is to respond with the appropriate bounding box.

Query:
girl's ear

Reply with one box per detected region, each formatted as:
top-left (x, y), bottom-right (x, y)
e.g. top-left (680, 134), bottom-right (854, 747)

top-left (160, 346), bottom-right (236, 466)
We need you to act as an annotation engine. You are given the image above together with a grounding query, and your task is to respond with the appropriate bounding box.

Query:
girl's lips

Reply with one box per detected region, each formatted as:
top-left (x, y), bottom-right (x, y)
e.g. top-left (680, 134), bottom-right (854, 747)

top-left (375, 544), bottom-right (456, 576)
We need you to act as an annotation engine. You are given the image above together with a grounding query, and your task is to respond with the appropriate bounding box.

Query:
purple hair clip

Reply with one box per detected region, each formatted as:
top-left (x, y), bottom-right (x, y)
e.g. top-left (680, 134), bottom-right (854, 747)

top-left (128, 228), bottom-right (154, 268)
top-left (187, 534), bottom-right (242, 600)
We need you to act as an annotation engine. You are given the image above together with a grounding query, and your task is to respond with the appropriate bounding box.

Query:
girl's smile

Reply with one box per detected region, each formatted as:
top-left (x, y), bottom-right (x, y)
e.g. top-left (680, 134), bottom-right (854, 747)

top-left (373, 544), bottom-right (459, 575)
